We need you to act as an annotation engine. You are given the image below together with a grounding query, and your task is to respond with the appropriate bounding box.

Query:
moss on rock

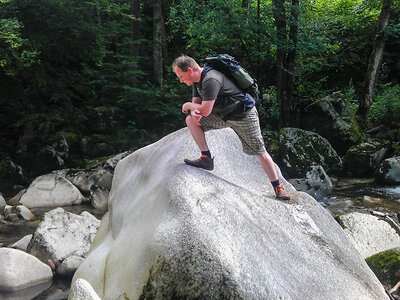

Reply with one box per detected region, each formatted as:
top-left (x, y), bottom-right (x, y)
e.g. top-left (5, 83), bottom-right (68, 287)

top-left (366, 248), bottom-right (400, 289)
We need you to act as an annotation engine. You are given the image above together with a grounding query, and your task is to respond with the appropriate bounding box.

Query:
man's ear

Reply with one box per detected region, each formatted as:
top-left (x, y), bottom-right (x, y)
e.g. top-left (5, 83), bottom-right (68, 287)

top-left (187, 66), bottom-right (193, 74)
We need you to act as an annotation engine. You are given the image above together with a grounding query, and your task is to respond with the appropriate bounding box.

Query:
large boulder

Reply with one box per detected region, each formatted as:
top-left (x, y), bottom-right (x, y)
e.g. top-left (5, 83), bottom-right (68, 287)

top-left (20, 173), bottom-right (86, 208)
top-left (279, 128), bottom-right (342, 178)
top-left (0, 248), bottom-right (53, 292)
top-left (71, 128), bottom-right (388, 300)
top-left (375, 156), bottom-right (400, 184)
top-left (300, 95), bottom-right (362, 155)
top-left (28, 208), bottom-right (100, 275)
top-left (343, 138), bottom-right (391, 177)
top-left (337, 212), bottom-right (400, 259)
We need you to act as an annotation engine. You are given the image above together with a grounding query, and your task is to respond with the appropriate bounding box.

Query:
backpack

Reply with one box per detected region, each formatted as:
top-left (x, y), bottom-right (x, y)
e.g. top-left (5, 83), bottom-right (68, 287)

top-left (204, 54), bottom-right (262, 104)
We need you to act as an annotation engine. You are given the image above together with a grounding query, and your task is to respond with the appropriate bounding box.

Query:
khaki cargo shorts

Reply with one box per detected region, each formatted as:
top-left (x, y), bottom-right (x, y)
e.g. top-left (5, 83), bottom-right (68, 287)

top-left (199, 107), bottom-right (266, 156)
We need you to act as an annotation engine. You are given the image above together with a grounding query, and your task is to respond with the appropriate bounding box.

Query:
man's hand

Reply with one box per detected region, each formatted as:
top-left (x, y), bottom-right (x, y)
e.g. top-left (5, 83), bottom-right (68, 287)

top-left (182, 102), bottom-right (192, 114)
top-left (191, 109), bottom-right (202, 121)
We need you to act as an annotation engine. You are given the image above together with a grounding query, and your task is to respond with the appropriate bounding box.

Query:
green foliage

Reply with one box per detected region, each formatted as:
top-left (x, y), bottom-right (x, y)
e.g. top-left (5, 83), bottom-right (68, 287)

top-left (0, 17), bottom-right (39, 75)
top-left (368, 84), bottom-right (400, 128)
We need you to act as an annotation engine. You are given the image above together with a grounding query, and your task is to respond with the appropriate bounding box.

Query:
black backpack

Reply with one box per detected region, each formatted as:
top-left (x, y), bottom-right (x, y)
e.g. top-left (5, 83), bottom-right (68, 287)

top-left (204, 54), bottom-right (262, 104)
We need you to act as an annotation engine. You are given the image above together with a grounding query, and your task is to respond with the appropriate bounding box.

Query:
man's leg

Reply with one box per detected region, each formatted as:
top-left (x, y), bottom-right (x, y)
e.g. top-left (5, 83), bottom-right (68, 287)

top-left (184, 115), bottom-right (214, 170)
top-left (186, 115), bottom-right (209, 151)
top-left (257, 152), bottom-right (278, 182)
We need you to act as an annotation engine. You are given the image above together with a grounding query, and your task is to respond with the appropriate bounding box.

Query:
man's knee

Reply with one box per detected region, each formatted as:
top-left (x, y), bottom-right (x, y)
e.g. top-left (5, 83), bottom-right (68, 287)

top-left (186, 115), bottom-right (200, 127)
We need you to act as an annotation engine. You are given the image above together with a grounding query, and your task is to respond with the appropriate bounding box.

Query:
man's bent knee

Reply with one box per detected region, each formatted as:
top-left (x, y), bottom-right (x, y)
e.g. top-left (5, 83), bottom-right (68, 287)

top-left (186, 115), bottom-right (201, 127)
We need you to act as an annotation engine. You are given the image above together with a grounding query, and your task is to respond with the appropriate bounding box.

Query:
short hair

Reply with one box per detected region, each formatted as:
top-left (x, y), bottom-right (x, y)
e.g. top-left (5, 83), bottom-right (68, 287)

top-left (172, 55), bottom-right (199, 72)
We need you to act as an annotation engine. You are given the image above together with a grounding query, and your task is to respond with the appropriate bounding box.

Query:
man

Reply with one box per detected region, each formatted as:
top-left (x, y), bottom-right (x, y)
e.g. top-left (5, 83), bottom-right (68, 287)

top-left (172, 55), bottom-right (290, 200)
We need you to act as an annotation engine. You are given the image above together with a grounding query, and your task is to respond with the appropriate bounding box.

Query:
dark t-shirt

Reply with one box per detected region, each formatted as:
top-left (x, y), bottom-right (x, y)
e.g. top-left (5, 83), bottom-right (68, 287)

top-left (192, 69), bottom-right (246, 119)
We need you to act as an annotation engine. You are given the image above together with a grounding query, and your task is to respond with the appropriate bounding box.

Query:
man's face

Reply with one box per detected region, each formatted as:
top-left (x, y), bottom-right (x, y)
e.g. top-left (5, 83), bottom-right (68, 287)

top-left (174, 66), bottom-right (193, 86)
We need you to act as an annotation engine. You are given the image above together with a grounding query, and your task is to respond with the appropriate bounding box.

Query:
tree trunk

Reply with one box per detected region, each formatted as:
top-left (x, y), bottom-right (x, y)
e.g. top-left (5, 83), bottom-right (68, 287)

top-left (356, 0), bottom-right (392, 127)
top-left (153, 0), bottom-right (164, 88)
top-left (130, 0), bottom-right (141, 88)
top-left (272, 0), bottom-right (299, 128)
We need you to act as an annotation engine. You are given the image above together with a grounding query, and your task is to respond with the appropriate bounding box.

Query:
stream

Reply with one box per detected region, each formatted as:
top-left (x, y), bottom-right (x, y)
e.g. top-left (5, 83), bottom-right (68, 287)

top-left (1, 178), bottom-right (399, 299)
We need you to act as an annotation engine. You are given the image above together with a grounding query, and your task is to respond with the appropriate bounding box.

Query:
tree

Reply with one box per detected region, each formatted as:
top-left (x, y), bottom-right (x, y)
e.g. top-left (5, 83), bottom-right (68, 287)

top-left (130, 0), bottom-right (141, 88)
top-left (356, 0), bottom-right (393, 127)
top-left (272, 0), bottom-right (299, 128)
top-left (153, 0), bottom-right (168, 88)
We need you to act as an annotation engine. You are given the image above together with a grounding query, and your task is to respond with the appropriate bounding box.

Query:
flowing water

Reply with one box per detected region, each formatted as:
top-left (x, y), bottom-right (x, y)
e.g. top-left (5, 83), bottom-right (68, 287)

top-left (1, 178), bottom-right (399, 299)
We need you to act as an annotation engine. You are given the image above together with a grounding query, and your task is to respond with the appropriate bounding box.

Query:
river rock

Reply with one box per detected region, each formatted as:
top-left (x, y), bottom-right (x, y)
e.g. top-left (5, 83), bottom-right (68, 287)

top-left (28, 208), bottom-right (100, 269)
top-left (0, 194), bottom-right (5, 214)
top-left (290, 165), bottom-right (333, 201)
top-left (71, 128), bottom-right (387, 300)
top-left (68, 278), bottom-right (101, 300)
top-left (279, 128), bottom-right (342, 177)
top-left (106, 151), bottom-right (132, 169)
top-left (375, 156), bottom-right (400, 184)
top-left (57, 255), bottom-right (85, 277)
top-left (20, 173), bottom-right (86, 208)
top-left (12, 234), bottom-right (33, 252)
top-left (0, 248), bottom-right (53, 292)
top-left (289, 178), bottom-right (326, 201)
top-left (64, 168), bottom-right (113, 194)
top-left (365, 248), bottom-right (400, 290)
top-left (15, 205), bottom-right (35, 220)
top-left (343, 138), bottom-right (391, 177)
top-left (338, 212), bottom-right (400, 259)
top-left (300, 95), bottom-right (362, 155)
top-left (90, 185), bottom-right (109, 211)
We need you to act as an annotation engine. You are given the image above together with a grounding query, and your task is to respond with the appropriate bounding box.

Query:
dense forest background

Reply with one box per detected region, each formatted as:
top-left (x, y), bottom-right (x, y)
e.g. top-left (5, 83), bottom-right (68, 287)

top-left (0, 0), bottom-right (399, 193)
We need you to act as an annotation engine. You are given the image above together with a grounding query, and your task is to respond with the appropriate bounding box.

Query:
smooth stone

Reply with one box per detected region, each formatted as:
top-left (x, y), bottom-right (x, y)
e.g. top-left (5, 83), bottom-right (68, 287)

top-left (20, 173), bottom-right (85, 208)
top-left (338, 212), bottom-right (400, 259)
top-left (0, 248), bottom-right (53, 292)
top-left (68, 278), bottom-right (101, 300)
top-left (11, 234), bottom-right (33, 252)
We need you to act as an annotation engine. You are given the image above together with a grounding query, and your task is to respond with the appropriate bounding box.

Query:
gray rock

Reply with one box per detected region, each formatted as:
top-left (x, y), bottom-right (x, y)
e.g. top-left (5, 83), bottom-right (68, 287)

top-left (375, 156), bottom-right (400, 184)
top-left (106, 151), bottom-right (132, 169)
top-left (28, 208), bottom-right (100, 267)
top-left (15, 205), bottom-right (35, 220)
top-left (11, 234), bottom-right (33, 252)
top-left (0, 194), bottom-right (5, 214)
top-left (289, 178), bottom-right (327, 201)
top-left (279, 128), bottom-right (342, 177)
top-left (68, 278), bottom-right (101, 300)
top-left (90, 185), bottom-right (109, 211)
top-left (338, 212), bottom-right (400, 259)
top-left (20, 173), bottom-right (86, 208)
top-left (72, 128), bottom-right (387, 300)
top-left (343, 138), bottom-right (391, 177)
top-left (305, 165), bottom-right (333, 189)
top-left (0, 248), bottom-right (53, 292)
top-left (57, 255), bottom-right (85, 276)
top-left (65, 168), bottom-right (113, 194)
top-left (3, 205), bottom-right (12, 215)
top-left (300, 95), bottom-right (362, 155)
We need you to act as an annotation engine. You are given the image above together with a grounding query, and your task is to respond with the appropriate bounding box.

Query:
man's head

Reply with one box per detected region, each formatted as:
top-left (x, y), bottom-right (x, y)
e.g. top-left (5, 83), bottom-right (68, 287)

top-left (172, 55), bottom-right (201, 86)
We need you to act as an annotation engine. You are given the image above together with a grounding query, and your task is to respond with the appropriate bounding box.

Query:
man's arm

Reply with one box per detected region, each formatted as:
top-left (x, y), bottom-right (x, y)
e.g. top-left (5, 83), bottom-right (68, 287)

top-left (182, 99), bottom-right (215, 116)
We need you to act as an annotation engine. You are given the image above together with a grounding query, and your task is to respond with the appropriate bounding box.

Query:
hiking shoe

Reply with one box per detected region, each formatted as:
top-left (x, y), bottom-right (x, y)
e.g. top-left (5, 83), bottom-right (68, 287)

top-left (275, 184), bottom-right (290, 200)
top-left (184, 155), bottom-right (214, 171)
